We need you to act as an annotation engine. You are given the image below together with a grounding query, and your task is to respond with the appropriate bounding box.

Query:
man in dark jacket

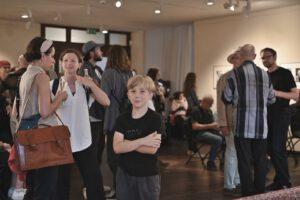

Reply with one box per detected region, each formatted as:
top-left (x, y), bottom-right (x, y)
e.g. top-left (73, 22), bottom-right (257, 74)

top-left (78, 41), bottom-right (111, 198)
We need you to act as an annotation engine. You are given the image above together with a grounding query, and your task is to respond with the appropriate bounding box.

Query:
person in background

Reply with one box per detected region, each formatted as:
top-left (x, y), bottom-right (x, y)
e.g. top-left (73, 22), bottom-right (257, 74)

top-left (0, 60), bottom-right (11, 75)
top-left (79, 40), bottom-right (106, 164)
top-left (0, 56), bottom-right (29, 200)
top-left (0, 60), bottom-right (13, 200)
top-left (0, 60), bottom-right (11, 96)
top-left (170, 91), bottom-right (188, 140)
top-left (0, 140), bottom-right (11, 200)
top-left (1, 55), bottom-right (29, 106)
top-left (113, 75), bottom-right (163, 200)
top-left (53, 49), bottom-right (109, 200)
top-left (147, 68), bottom-right (166, 116)
top-left (101, 45), bottom-right (133, 199)
top-left (217, 49), bottom-right (241, 196)
top-left (10, 54), bottom-right (29, 72)
top-left (260, 47), bottom-right (298, 191)
top-left (222, 44), bottom-right (276, 196)
top-left (190, 95), bottom-right (223, 171)
top-left (11, 36), bottom-right (67, 200)
top-left (183, 72), bottom-right (199, 113)
top-left (79, 40), bottom-right (110, 197)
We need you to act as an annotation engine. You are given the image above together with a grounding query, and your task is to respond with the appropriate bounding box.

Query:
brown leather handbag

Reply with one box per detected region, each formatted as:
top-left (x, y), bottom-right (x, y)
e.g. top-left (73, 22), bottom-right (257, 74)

top-left (13, 74), bottom-right (74, 171)
top-left (14, 123), bottom-right (74, 171)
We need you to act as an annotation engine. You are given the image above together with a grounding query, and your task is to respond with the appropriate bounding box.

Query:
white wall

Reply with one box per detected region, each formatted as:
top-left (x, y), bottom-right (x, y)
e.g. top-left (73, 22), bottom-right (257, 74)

top-left (0, 19), bottom-right (40, 67)
top-left (194, 5), bottom-right (300, 111)
top-left (131, 31), bottom-right (145, 75)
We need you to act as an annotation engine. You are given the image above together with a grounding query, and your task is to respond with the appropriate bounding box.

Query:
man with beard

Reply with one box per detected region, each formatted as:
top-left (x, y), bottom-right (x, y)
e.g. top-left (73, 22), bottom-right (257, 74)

top-left (79, 41), bottom-right (110, 198)
top-left (260, 48), bottom-right (298, 191)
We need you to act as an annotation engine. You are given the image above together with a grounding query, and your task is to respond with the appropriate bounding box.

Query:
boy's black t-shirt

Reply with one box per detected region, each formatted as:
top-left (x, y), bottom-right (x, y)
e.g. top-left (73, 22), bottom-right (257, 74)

top-left (268, 67), bottom-right (296, 110)
top-left (114, 108), bottom-right (163, 177)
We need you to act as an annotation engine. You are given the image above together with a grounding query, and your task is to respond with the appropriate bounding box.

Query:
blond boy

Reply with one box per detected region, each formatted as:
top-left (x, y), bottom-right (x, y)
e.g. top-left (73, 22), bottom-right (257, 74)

top-left (113, 75), bottom-right (163, 200)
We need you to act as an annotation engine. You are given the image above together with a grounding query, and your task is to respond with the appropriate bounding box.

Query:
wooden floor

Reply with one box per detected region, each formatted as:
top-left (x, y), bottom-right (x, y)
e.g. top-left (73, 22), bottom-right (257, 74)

top-left (70, 138), bottom-right (300, 200)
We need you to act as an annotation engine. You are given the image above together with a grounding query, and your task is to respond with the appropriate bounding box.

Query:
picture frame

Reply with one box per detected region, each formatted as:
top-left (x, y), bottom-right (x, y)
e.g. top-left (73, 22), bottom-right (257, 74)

top-left (213, 65), bottom-right (231, 89)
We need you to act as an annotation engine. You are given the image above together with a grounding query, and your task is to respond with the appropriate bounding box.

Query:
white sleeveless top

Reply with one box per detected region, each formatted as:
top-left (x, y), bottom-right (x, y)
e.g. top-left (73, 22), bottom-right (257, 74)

top-left (19, 65), bottom-right (58, 126)
top-left (50, 77), bottom-right (92, 152)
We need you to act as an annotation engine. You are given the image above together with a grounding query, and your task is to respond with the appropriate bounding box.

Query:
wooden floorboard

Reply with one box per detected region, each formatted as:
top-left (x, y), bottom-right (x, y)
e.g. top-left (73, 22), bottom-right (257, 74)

top-left (69, 138), bottom-right (300, 200)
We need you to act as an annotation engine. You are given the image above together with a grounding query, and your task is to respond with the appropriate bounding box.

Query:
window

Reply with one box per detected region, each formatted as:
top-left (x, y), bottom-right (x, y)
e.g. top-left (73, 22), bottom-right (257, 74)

top-left (45, 27), bottom-right (66, 42)
top-left (71, 29), bottom-right (105, 44)
top-left (109, 33), bottom-right (127, 46)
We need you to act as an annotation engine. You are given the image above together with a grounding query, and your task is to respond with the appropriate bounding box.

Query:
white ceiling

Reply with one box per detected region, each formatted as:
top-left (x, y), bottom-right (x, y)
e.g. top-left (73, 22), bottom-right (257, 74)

top-left (1, 0), bottom-right (300, 32)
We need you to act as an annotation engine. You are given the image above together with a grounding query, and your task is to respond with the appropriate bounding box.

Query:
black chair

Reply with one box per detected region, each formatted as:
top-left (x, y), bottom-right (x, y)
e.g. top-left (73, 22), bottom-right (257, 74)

top-left (185, 119), bottom-right (225, 169)
top-left (286, 127), bottom-right (300, 165)
top-left (185, 138), bottom-right (210, 168)
top-left (185, 118), bottom-right (211, 168)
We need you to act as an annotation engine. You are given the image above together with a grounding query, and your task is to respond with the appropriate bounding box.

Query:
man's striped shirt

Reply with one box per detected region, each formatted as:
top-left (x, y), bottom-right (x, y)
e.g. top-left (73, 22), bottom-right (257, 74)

top-left (222, 60), bottom-right (276, 139)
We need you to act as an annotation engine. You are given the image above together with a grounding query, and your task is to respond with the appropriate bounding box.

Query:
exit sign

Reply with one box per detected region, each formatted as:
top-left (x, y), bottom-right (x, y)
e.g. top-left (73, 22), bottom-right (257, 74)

top-left (86, 28), bottom-right (98, 34)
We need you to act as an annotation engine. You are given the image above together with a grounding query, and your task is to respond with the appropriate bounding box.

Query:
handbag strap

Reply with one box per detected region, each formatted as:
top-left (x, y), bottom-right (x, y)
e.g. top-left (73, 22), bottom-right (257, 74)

top-left (54, 112), bottom-right (65, 126)
top-left (16, 73), bottom-right (40, 131)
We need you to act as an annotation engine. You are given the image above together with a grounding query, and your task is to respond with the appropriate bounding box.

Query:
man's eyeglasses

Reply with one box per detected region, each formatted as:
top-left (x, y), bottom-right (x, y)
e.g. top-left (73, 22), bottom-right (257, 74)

top-left (261, 55), bottom-right (274, 60)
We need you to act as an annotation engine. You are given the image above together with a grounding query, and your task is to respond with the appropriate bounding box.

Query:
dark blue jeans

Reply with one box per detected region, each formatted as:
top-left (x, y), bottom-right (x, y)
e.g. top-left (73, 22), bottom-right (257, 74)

top-left (195, 131), bottom-right (223, 161)
top-left (267, 108), bottom-right (291, 186)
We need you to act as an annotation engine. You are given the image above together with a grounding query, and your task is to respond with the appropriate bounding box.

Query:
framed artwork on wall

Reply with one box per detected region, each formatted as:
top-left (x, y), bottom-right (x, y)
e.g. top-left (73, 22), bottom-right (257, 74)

top-left (213, 65), bottom-right (231, 89)
top-left (281, 62), bottom-right (300, 88)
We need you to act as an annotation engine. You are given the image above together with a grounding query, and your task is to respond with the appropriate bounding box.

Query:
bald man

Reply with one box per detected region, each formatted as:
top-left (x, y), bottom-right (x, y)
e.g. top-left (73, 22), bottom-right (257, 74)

top-left (222, 44), bottom-right (276, 196)
top-left (190, 95), bottom-right (224, 171)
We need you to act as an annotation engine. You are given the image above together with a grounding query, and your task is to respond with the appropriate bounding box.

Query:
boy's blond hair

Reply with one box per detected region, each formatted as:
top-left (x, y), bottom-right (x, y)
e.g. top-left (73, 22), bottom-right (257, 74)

top-left (127, 75), bottom-right (156, 93)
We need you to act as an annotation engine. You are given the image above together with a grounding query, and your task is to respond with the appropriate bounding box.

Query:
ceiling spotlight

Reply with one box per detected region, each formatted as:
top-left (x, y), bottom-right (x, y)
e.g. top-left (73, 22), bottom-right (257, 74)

top-left (154, 9), bottom-right (161, 14)
top-left (21, 13), bottom-right (29, 19)
top-left (206, 0), bottom-right (214, 6)
top-left (21, 10), bottom-right (32, 19)
top-left (115, 0), bottom-right (123, 8)
top-left (100, 25), bottom-right (108, 34)
top-left (229, 4), bottom-right (235, 11)
top-left (154, 0), bottom-right (162, 15)
top-left (224, 0), bottom-right (239, 12)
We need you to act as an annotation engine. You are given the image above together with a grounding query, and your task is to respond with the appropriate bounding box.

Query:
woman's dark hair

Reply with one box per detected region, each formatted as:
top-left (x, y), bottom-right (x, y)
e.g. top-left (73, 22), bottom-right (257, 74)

top-left (24, 37), bottom-right (54, 62)
top-left (173, 91), bottom-right (183, 100)
top-left (106, 45), bottom-right (131, 72)
top-left (183, 72), bottom-right (196, 97)
top-left (147, 68), bottom-right (159, 81)
top-left (60, 49), bottom-right (83, 63)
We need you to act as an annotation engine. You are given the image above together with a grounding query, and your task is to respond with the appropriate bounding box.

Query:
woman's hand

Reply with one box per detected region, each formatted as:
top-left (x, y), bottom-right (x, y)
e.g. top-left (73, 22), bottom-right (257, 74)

top-left (56, 90), bottom-right (68, 102)
top-left (76, 75), bottom-right (95, 88)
